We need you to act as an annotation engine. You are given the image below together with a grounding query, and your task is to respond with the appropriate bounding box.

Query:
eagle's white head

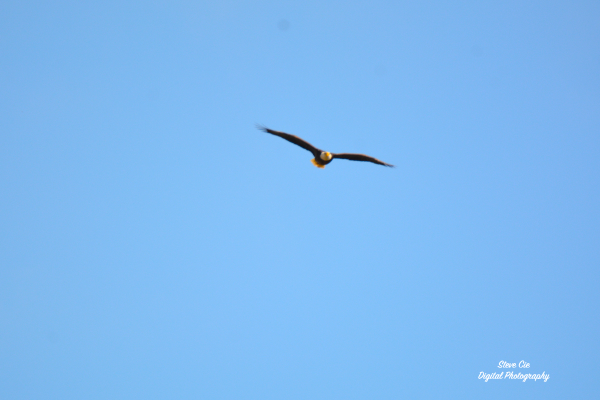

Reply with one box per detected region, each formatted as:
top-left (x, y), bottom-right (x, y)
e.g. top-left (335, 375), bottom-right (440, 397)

top-left (320, 151), bottom-right (333, 161)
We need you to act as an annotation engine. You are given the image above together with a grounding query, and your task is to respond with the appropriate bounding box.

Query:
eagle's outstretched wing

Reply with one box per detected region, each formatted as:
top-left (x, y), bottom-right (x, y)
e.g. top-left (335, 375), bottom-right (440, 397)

top-left (257, 125), bottom-right (321, 156)
top-left (333, 153), bottom-right (394, 167)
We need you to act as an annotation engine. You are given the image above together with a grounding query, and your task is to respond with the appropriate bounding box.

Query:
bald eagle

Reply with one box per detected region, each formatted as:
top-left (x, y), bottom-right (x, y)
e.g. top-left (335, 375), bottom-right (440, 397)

top-left (257, 125), bottom-right (394, 168)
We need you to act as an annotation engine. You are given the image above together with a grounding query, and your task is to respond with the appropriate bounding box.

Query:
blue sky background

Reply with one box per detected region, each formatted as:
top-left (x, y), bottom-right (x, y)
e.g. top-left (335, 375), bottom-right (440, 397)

top-left (1, 1), bottom-right (599, 399)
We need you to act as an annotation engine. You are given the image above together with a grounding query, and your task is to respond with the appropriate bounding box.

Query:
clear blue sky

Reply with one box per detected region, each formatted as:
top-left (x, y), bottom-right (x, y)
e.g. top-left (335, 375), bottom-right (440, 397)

top-left (1, 1), bottom-right (599, 399)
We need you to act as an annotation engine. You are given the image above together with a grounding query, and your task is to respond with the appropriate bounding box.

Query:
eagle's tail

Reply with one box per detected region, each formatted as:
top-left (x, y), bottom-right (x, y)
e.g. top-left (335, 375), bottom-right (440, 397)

top-left (311, 159), bottom-right (325, 169)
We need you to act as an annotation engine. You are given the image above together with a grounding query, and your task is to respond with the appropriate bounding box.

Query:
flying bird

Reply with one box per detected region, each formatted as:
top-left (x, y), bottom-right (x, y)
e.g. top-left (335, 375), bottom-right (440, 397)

top-left (257, 125), bottom-right (394, 168)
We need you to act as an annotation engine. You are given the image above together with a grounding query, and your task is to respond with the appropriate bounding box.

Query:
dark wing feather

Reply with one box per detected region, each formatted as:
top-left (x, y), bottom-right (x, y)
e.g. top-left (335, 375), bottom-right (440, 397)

top-left (257, 125), bottom-right (320, 156)
top-left (333, 153), bottom-right (394, 167)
